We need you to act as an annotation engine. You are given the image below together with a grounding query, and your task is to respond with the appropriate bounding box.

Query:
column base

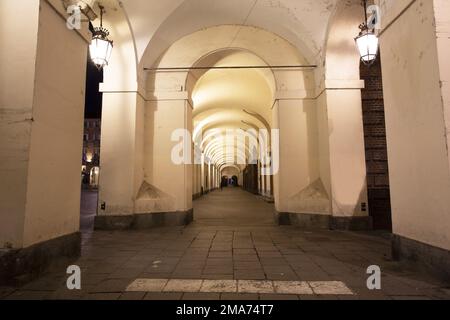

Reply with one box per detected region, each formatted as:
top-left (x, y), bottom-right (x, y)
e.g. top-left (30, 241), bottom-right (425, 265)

top-left (392, 235), bottom-right (450, 283)
top-left (275, 212), bottom-right (372, 231)
top-left (193, 193), bottom-right (202, 200)
top-left (94, 209), bottom-right (194, 230)
top-left (0, 232), bottom-right (81, 286)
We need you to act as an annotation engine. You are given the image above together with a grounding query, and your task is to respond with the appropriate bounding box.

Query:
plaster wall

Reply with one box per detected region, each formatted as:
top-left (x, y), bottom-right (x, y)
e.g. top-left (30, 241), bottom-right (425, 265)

top-left (1, 0), bottom-right (88, 248)
top-left (0, 0), bottom-right (40, 249)
top-left (319, 0), bottom-right (369, 219)
top-left (273, 99), bottom-right (324, 214)
top-left (324, 89), bottom-right (368, 218)
top-left (142, 99), bottom-right (193, 213)
top-left (98, 92), bottom-right (142, 216)
top-left (380, 0), bottom-right (450, 250)
top-left (433, 0), bottom-right (450, 173)
top-left (23, 0), bottom-right (87, 247)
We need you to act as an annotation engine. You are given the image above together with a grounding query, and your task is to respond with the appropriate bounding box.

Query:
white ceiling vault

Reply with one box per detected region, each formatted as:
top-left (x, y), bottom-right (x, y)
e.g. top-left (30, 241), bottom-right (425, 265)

top-left (117, 0), bottom-right (339, 66)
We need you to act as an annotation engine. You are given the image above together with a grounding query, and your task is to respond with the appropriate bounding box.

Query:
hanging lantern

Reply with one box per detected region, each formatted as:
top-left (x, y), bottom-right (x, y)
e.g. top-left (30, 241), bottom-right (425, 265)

top-left (89, 5), bottom-right (113, 69)
top-left (355, 0), bottom-right (379, 65)
top-left (355, 26), bottom-right (379, 64)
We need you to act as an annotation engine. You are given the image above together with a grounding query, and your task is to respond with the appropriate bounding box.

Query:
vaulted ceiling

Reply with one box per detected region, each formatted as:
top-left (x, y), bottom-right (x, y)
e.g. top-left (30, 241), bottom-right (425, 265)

top-left (116, 0), bottom-right (339, 65)
top-left (95, 0), bottom-right (358, 171)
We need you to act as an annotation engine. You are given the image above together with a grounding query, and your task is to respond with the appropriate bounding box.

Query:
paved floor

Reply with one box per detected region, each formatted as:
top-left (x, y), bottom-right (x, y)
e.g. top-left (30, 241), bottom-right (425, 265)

top-left (80, 189), bottom-right (98, 232)
top-left (1, 188), bottom-right (449, 300)
top-left (194, 187), bottom-right (274, 226)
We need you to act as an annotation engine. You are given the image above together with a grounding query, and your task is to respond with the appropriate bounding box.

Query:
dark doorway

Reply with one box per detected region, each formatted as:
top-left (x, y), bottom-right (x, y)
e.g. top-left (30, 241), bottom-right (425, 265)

top-left (243, 164), bottom-right (259, 195)
top-left (360, 57), bottom-right (393, 231)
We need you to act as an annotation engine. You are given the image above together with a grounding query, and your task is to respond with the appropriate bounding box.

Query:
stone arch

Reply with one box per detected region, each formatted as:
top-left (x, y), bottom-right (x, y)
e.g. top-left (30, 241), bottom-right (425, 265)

top-left (323, 0), bottom-right (365, 81)
top-left (144, 25), bottom-right (309, 95)
top-left (185, 48), bottom-right (277, 102)
top-left (309, 0), bottom-right (370, 224)
top-left (99, 0), bottom-right (140, 92)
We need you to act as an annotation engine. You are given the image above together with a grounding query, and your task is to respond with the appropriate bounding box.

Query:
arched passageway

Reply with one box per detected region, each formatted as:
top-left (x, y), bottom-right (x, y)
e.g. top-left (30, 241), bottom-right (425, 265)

top-left (2, 0), bottom-right (450, 295)
top-left (188, 48), bottom-right (276, 210)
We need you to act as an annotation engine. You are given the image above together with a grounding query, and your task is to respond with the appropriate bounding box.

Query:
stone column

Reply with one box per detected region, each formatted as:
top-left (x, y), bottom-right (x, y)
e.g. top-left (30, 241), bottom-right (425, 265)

top-left (273, 95), bottom-right (330, 227)
top-left (0, 0), bottom-right (88, 283)
top-left (95, 89), bottom-right (145, 228)
top-left (318, 81), bottom-right (370, 230)
top-left (378, 0), bottom-right (450, 279)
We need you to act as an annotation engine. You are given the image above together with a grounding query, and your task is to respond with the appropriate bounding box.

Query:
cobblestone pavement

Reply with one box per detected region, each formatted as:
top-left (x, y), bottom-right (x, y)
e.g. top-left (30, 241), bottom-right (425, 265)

top-left (1, 189), bottom-right (449, 300)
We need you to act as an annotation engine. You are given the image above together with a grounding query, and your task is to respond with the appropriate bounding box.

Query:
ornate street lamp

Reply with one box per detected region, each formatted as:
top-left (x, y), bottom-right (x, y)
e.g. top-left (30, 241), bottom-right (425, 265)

top-left (355, 0), bottom-right (379, 65)
top-left (89, 5), bottom-right (113, 69)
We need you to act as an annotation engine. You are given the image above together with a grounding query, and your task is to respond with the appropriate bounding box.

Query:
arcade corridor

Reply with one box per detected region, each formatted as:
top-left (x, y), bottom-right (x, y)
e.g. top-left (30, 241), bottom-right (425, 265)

top-left (1, 189), bottom-right (449, 300)
top-left (2, 0), bottom-right (450, 305)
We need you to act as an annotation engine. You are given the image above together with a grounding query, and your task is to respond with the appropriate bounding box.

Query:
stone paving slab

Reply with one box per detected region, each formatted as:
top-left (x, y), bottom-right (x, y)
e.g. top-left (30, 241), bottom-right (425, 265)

top-left (2, 189), bottom-right (450, 300)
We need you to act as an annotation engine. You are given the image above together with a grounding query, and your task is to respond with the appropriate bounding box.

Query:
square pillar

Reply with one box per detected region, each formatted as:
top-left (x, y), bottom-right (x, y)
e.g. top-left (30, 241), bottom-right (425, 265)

top-left (273, 97), bottom-right (331, 227)
top-left (0, 0), bottom-right (89, 283)
top-left (321, 83), bottom-right (371, 230)
top-left (379, 0), bottom-right (450, 279)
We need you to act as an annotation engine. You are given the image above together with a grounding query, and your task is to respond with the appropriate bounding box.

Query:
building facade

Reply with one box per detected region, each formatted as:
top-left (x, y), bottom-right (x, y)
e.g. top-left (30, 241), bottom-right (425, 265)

top-left (82, 119), bottom-right (101, 188)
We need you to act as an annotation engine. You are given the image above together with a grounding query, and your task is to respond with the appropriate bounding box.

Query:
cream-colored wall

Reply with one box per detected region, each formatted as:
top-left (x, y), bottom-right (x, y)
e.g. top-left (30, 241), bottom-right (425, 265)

top-left (433, 0), bottom-right (450, 173)
top-left (318, 0), bottom-right (369, 219)
top-left (1, 0), bottom-right (88, 248)
top-left (273, 99), bottom-right (323, 214)
top-left (0, 0), bottom-right (40, 248)
top-left (99, 92), bottom-right (142, 216)
top-left (324, 89), bottom-right (368, 217)
top-left (193, 164), bottom-right (202, 196)
top-left (23, 0), bottom-right (87, 246)
top-left (316, 93), bottom-right (332, 198)
top-left (142, 99), bottom-right (192, 212)
top-left (97, 0), bottom-right (146, 218)
top-left (380, 0), bottom-right (450, 250)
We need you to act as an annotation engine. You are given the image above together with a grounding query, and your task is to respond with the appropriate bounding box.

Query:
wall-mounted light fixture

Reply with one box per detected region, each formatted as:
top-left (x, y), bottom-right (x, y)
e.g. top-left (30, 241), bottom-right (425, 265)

top-left (89, 4), bottom-right (113, 69)
top-left (355, 0), bottom-right (379, 65)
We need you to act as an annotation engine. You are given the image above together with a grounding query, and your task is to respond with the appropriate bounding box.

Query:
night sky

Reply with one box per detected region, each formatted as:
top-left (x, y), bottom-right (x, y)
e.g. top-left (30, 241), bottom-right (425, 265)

top-left (84, 56), bottom-right (103, 119)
